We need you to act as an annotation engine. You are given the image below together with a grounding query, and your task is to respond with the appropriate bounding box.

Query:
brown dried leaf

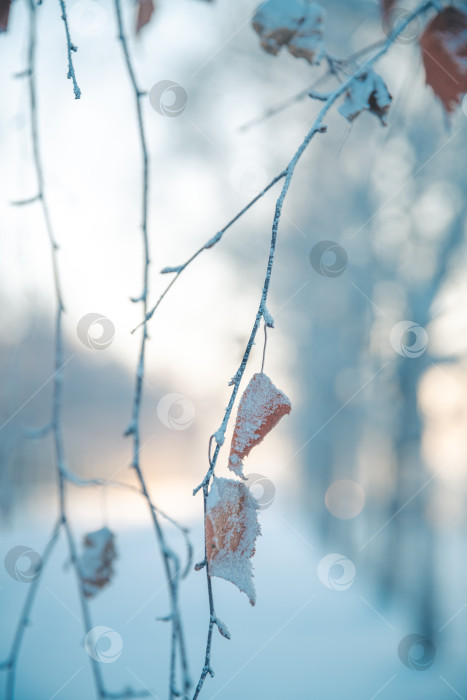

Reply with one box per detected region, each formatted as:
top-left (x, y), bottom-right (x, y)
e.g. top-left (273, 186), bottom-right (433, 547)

top-left (206, 477), bottom-right (261, 605)
top-left (338, 70), bottom-right (392, 124)
top-left (252, 0), bottom-right (325, 65)
top-left (136, 0), bottom-right (155, 35)
top-left (228, 372), bottom-right (292, 478)
top-left (81, 527), bottom-right (117, 598)
top-left (0, 0), bottom-right (11, 33)
top-left (420, 7), bottom-right (467, 114)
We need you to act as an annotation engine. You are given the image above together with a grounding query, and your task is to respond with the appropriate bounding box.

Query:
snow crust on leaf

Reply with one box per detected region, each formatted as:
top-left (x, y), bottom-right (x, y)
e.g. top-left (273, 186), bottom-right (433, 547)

top-left (252, 0), bottom-right (325, 65)
top-left (420, 7), bottom-right (467, 114)
top-left (338, 71), bottom-right (392, 124)
top-left (206, 477), bottom-right (261, 606)
top-left (228, 372), bottom-right (292, 477)
top-left (288, 2), bottom-right (325, 64)
top-left (80, 527), bottom-right (117, 598)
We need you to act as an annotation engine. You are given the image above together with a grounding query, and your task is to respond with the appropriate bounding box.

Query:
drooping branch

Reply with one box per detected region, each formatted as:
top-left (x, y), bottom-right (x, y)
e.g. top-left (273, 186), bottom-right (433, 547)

top-left (113, 1), bottom-right (191, 697)
top-left (140, 7), bottom-right (436, 341)
top-left (189, 2), bottom-right (440, 697)
top-left (1, 4), bottom-right (146, 698)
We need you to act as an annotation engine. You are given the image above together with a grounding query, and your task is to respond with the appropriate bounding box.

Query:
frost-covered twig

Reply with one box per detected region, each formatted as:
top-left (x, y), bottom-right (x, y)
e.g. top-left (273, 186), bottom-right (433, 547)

top-left (1, 5), bottom-right (145, 698)
top-left (190, 2), bottom-right (439, 696)
top-left (114, 1), bottom-right (190, 696)
top-left (58, 0), bottom-right (81, 98)
top-left (141, 22), bottom-right (426, 336)
top-left (238, 40), bottom-right (387, 133)
top-left (133, 171), bottom-right (287, 333)
top-left (2, 519), bottom-right (61, 696)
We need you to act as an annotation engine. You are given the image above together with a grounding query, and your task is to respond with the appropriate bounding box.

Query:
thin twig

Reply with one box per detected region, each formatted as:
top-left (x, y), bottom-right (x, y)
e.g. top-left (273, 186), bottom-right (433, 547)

top-left (52, 474), bottom-right (194, 578)
top-left (133, 171), bottom-right (287, 334)
top-left (113, 1), bottom-right (191, 697)
top-left (238, 70), bottom-right (332, 133)
top-left (4, 520), bottom-right (62, 697)
top-left (58, 0), bottom-right (81, 99)
top-left (238, 41), bottom-right (387, 133)
top-left (261, 324), bottom-right (268, 374)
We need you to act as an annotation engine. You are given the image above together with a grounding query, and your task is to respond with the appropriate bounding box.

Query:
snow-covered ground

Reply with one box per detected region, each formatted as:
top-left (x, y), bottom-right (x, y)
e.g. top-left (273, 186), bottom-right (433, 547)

top-left (1, 499), bottom-right (466, 700)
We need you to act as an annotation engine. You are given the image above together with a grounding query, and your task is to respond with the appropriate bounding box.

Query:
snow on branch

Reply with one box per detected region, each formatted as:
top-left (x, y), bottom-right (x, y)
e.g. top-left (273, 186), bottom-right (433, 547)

top-left (58, 0), bottom-right (81, 99)
top-left (188, 2), bottom-right (442, 697)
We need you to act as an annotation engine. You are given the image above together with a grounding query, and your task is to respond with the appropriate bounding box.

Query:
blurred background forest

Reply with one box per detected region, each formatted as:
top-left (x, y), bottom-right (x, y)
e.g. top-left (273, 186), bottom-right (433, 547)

top-left (1, 0), bottom-right (467, 697)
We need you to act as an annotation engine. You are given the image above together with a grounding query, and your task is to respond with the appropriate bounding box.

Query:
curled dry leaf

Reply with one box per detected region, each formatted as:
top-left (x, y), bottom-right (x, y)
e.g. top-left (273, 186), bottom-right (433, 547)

top-left (228, 372), bottom-right (292, 478)
top-left (252, 0), bottom-right (325, 65)
top-left (419, 7), bottom-right (467, 114)
top-left (206, 477), bottom-right (261, 606)
top-left (136, 0), bottom-right (155, 34)
top-left (80, 527), bottom-right (117, 598)
top-left (338, 70), bottom-right (392, 125)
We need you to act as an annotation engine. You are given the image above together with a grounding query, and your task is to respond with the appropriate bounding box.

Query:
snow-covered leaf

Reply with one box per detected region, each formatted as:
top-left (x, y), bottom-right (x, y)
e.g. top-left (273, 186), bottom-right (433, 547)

top-left (252, 0), bottom-right (325, 65)
top-left (206, 477), bottom-right (261, 605)
top-left (136, 0), bottom-right (155, 34)
top-left (80, 527), bottom-right (117, 598)
top-left (287, 2), bottom-right (325, 64)
top-left (228, 372), bottom-right (292, 477)
top-left (420, 7), bottom-right (467, 114)
top-left (338, 71), bottom-right (392, 124)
